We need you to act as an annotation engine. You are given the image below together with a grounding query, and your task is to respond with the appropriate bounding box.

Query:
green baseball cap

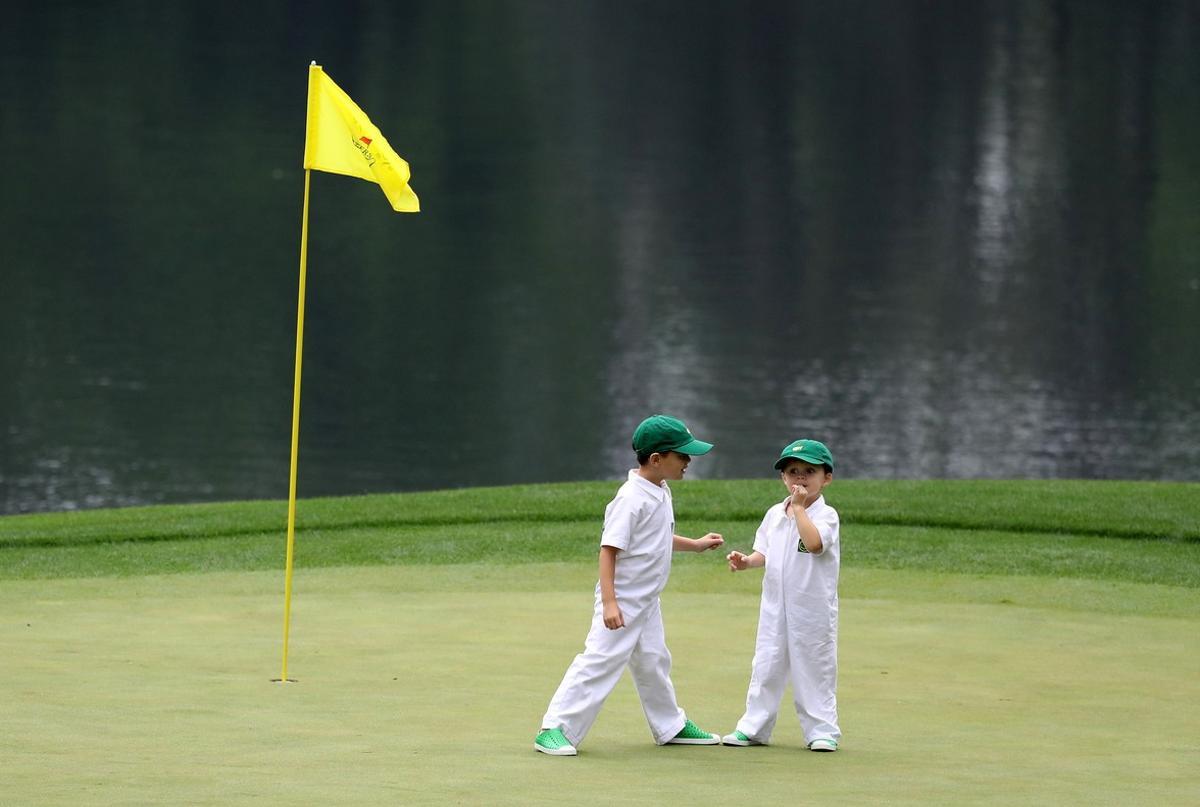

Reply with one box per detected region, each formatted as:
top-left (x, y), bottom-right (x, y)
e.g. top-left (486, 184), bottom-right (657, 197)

top-left (774, 439), bottom-right (835, 470)
top-left (632, 414), bottom-right (714, 456)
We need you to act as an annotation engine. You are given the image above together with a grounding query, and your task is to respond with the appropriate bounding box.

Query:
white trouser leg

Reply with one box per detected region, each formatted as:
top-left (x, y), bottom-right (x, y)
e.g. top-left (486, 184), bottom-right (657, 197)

top-left (626, 598), bottom-right (687, 744)
top-left (789, 633), bottom-right (840, 743)
top-left (541, 601), bottom-right (646, 747)
top-left (735, 612), bottom-right (788, 742)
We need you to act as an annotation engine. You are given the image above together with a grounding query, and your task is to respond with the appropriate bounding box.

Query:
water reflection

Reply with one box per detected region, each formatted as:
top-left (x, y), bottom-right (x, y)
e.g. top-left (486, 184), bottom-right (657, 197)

top-left (1, 0), bottom-right (1198, 514)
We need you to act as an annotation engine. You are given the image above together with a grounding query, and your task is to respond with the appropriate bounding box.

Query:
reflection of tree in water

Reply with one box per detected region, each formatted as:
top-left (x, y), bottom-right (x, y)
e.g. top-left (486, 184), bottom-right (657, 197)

top-left (589, 0), bottom-right (1198, 480)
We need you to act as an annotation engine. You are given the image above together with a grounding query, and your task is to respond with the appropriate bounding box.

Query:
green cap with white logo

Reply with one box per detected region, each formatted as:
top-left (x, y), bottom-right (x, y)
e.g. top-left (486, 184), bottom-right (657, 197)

top-left (632, 414), bottom-right (714, 456)
top-left (774, 439), bottom-right (834, 470)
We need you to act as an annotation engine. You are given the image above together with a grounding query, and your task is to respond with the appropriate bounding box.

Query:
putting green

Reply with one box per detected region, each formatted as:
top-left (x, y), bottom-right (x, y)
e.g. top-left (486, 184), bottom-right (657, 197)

top-left (2, 564), bottom-right (1197, 805)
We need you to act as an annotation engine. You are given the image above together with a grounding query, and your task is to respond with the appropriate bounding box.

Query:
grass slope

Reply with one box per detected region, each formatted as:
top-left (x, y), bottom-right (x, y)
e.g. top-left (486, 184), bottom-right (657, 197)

top-left (1, 480), bottom-right (1197, 586)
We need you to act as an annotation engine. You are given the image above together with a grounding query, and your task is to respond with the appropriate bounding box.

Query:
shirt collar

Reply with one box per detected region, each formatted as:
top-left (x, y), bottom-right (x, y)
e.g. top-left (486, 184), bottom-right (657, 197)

top-left (628, 469), bottom-right (670, 501)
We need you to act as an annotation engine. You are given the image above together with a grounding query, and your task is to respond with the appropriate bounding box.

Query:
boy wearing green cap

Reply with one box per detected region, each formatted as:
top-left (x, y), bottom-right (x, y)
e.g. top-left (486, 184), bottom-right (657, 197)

top-left (534, 415), bottom-right (726, 756)
top-left (722, 439), bottom-right (842, 752)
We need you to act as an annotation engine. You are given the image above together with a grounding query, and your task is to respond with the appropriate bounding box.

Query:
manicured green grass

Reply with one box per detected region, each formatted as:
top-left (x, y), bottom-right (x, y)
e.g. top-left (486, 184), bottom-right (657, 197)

top-left (4, 479), bottom-right (1197, 546)
top-left (3, 565), bottom-right (1197, 806)
top-left (2, 480), bottom-right (1198, 804)
top-left (2, 480), bottom-right (1197, 585)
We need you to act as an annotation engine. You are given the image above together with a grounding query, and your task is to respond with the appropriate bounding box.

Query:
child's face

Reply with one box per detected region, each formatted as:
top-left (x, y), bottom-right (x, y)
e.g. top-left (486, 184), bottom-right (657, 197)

top-left (779, 460), bottom-right (832, 501)
top-left (656, 450), bottom-right (691, 481)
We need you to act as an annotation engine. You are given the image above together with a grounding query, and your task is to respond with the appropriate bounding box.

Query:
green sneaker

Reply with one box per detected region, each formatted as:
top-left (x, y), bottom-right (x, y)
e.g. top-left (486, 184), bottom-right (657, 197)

top-left (666, 719), bottom-right (720, 745)
top-left (808, 737), bottom-right (838, 752)
top-left (534, 728), bottom-right (577, 756)
top-left (721, 730), bottom-right (764, 746)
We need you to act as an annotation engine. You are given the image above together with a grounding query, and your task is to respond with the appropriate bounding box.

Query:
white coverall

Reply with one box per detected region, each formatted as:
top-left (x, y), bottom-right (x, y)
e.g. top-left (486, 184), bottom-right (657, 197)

top-left (541, 471), bottom-right (688, 747)
top-left (734, 494), bottom-right (841, 745)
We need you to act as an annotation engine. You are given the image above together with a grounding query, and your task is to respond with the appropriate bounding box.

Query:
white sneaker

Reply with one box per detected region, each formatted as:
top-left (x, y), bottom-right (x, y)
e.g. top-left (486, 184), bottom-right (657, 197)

top-left (665, 719), bottom-right (721, 745)
top-left (808, 738), bottom-right (838, 752)
top-left (721, 730), bottom-right (764, 746)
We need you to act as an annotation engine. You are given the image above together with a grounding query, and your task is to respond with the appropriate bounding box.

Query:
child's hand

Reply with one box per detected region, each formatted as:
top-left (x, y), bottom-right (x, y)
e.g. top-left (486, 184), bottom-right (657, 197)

top-left (696, 533), bottom-right (724, 552)
top-left (603, 600), bottom-right (625, 630)
top-left (790, 483), bottom-right (809, 505)
top-left (727, 550), bottom-right (750, 572)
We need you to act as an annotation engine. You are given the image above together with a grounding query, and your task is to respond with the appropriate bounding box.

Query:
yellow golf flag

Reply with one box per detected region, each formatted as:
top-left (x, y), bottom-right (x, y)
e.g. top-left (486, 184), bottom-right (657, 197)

top-left (303, 63), bottom-right (420, 212)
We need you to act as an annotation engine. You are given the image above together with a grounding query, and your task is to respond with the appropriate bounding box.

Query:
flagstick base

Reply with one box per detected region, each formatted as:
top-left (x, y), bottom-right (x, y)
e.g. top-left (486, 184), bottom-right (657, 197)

top-left (271, 678), bottom-right (299, 684)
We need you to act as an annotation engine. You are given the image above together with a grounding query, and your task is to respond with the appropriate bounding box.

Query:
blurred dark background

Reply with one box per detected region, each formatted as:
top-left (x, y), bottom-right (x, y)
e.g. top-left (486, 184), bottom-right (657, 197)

top-left (2, 0), bottom-right (1198, 513)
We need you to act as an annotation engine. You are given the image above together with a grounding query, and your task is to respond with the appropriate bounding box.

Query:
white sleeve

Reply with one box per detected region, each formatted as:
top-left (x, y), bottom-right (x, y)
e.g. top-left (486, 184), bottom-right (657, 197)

top-left (816, 510), bottom-right (839, 550)
top-left (600, 494), bottom-right (635, 551)
top-left (751, 512), bottom-right (771, 556)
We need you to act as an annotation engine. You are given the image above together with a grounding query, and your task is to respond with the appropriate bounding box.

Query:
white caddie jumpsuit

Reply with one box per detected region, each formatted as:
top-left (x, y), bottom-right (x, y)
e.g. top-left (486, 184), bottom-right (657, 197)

top-left (541, 470), bottom-right (688, 747)
top-left (735, 494), bottom-right (841, 745)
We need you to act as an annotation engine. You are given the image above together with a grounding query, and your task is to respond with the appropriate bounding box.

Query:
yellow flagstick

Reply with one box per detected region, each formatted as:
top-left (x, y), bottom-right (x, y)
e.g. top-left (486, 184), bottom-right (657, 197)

top-left (277, 168), bottom-right (311, 684)
top-left (278, 62), bottom-right (419, 682)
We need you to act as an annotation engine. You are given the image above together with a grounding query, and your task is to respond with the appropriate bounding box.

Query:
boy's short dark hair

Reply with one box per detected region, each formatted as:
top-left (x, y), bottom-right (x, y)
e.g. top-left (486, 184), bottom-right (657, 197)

top-left (637, 449), bottom-right (691, 466)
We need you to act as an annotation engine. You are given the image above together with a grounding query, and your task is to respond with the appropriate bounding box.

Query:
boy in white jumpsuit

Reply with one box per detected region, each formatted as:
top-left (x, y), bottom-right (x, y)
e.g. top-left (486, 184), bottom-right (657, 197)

top-left (723, 439), bottom-right (842, 752)
top-left (534, 414), bottom-right (726, 756)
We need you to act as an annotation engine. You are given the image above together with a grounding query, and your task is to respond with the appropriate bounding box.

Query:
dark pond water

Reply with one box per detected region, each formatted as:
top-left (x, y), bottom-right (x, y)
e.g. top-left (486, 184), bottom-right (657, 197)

top-left (2, 1), bottom-right (1198, 513)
